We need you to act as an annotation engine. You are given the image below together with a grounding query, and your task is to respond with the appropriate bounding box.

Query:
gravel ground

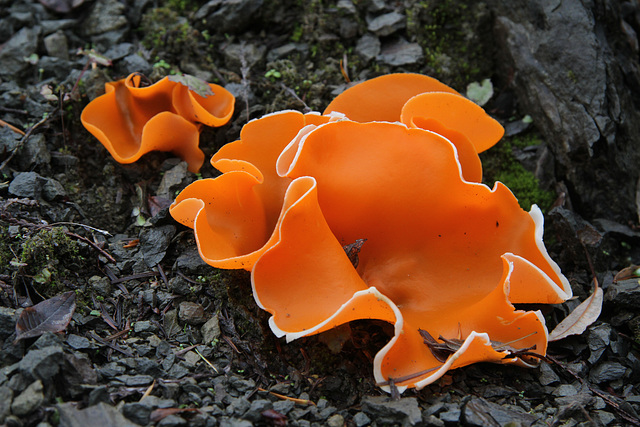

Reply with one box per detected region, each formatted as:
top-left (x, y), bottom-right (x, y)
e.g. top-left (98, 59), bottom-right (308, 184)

top-left (1, 0), bottom-right (639, 426)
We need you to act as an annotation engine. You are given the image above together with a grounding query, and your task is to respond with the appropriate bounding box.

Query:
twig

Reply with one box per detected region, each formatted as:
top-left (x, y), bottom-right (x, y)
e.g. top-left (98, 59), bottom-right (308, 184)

top-left (64, 230), bottom-right (116, 263)
top-left (89, 332), bottom-right (133, 357)
top-left (38, 221), bottom-right (112, 236)
top-left (0, 119), bottom-right (25, 136)
top-left (279, 83), bottom-right (311, 113)
top-left (258, 388), bottom-right (315, 406)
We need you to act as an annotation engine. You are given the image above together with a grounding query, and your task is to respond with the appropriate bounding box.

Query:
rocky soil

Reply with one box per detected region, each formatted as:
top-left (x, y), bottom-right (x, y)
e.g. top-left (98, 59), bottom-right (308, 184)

top-left (1, 0), bottom-right (639, 426)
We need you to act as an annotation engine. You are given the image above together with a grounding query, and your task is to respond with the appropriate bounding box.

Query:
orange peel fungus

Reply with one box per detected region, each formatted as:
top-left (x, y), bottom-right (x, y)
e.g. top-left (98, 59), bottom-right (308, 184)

top-left (170, 73), bottom-right (572, 392)
top-left (81, 73), bottom-right (235, 173)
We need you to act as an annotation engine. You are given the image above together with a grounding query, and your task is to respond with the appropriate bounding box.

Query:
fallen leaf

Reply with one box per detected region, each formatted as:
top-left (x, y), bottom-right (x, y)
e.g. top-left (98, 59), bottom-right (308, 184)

top-left (548, 283), bottom-right (603, 342)
top-left (614, 265), bottom-right (640, 283)
top-left (149, 407), bottom-right (201, 422)
top-left (15, 291), bottom-right (76, 342)
top-left (168, 74), bottom-right (214, 98)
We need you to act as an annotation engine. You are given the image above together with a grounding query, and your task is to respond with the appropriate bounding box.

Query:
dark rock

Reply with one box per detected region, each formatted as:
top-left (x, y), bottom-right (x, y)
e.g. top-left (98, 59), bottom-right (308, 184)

top-left (606, 278), bottom-right (640, 307)
top-left (8, 172), bottom-right (65, 201)
top-left (121, 54), bottom-right (152, 76)
top-left (133, 320), bottom-right (158, 335)
top-left (17, 133), bottom-right (51, 170)
top-left (201, 315), bottom-right (221, 345)
top-left (156, 161), bottom-right (189, 200)
top-left (139, 225), bottom-right (176, 267)
top-left (11, 380), bottom-right (43, 417)
top-left (355, 33), bottom-right (381, 63)
top-left (463, 396), bottom-right (537, 427)
top-left (538, 362), bottom-right (560, 386)
top-left (377, 37), bottom-right (424, 66)
top-left (179, 301), bottom-right (207, 325)
top-left (488, 0), bottom-right (640, 222)
top-left (367, 12), bottom-right (406, 36)
top-left (589, 361), bottom-right (628, 383)
top-left (174, 248), bottom-right (209, 275)
top-left (88, 276), bottom-right (111, 296)
top-left (104, 42), bottom-right (135, 61)
top-left (266, 43), bottom-right (309, 63)
top-left (158, 415), bottom-right (188, 426)
top-left (57, 402), bottom-right (140, 427)
top-left (43, 30), bottom-right (69, 60)
top-left (0, 386), bottom-right (13, 423)
top-left (83, 0), bottom-right (128, 36)
top-left (88, 386), bottom-right (111, 406)
top-left (353, 411), bottom-right (371, 427)
top-left (97, 362), bottom-right (126, 379)
top-left (0, 26), bottom-right (40, 79)
top-left (0, 307), bottom-right (16, 340)
top-left (548, 207), bottom-right (603, 270)
top-left (194, 0), bottom-right (264, 34)
top-left (116, 374), bottom-right (154, 386)
top-left (18, 345), bottom-right (64, 382)
top-left (67, 334), bottom-right (91, 350)
top-left (361, 395), bottom-right (422, 426)
top-left (588, 324), bottom-right (611, 364)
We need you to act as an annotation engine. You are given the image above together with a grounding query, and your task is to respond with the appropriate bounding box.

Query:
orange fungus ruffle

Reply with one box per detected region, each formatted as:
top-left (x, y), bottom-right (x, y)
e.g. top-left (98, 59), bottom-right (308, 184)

top-left (81, 73), bottom-right (235, 173)
top-left (169, 73), bottom-right (572, 392)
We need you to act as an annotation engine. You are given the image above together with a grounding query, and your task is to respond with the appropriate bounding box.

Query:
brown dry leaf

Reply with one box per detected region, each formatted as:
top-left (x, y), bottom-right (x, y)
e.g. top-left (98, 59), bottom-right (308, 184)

top-left (149, 407), bottom-right (201, 423)
top-left (548, 283), bottom-right (603, 342)
top-left (614, 265), bottom-right (640, 283)
top-left (15, 291), bottom-right (76, 342)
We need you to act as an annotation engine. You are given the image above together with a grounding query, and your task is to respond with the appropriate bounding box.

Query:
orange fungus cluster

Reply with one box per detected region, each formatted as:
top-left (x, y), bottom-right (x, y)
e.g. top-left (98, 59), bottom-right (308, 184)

top-left (168, 73), bottom-right (571, 392)
top-left (81, 73), bottom-right (235, 173)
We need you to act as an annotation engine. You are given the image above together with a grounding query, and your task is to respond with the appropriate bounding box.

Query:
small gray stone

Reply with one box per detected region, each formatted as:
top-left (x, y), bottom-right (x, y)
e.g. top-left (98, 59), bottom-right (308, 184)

top-left (133, 320), bottom-right (158, 334)
top-left (0, 26), bottom-right (40, 78)
top-left (168, 276), bottom-right (191, 295)
top-left (201, 315), bottom-right (221, 345)
top-left (0, 386), bottom-right (13, 423)
top-left (355, 33), bottom-right (381, 63)
top-left (157, 162), bottom-right (189, 200)
top-left (266, 43), bottom-right (309, 62)
top-left (378, 38), bottom-right (424, 66)
top-left (58, 402), bottom-right (139, 427)
top-left (589, 361), bottom-right (627, 383)
top-left (606, 279), bottom-right (640, 307)
top-left (553, 384), bottom-right (578, 397)
top-left (19, 346), bottom-right (64, 381)
top-left (88, 276), bottom-right (111, 296)
top-left (0, 307), bottom-right (16, 340)
top-left (66, 334), bottom-right (91, 350)
top-left (17, 133), bottom-right (51, 169)
top-left (139, 225), bottom-right (176, 267)
top-left (9, 172), bottom-right (45, 199)
top-left (121, 53), bottom-right (153, 76)
top-left (158, 414), bottom-right (188, 426)
top-left (439, 409), bottom-right (461, 423)
top-left (42, 177), bottom-right (66, 201)
top-left (336, 0), bottom-right (356, 14)
top-left (43, 30), bottom-right (69, 60)
top-left (352, 411), bottom-right (371, 427)
top-left (327, 414), bottom-right (344, 427)
top-left (368, 12), bottom-right (406, 36)
top-left (361, 396), bottom-right (422, 426)
top-left (116, 374), bottom-right (154, 386)
top-left (83, 0), bottom-right (127, 36)
top-left (194, 0), bottom-right (264, 34)
top-left (122, 401), bottom-right (153, 425)
top-left (588, 324), bottom-right (611, 364)
top-left (11, 380), bottom-right (44, 416)
top-left (104, 43), bottom-right (135, 61)
top-left (243, 399), bottom-right (273, 422)
top-left (179, 302), bottom-right (207, 325)
top-left (223, 43), bottom-right (266, 70)
top-left (538, 361), bottom-right (561, 386)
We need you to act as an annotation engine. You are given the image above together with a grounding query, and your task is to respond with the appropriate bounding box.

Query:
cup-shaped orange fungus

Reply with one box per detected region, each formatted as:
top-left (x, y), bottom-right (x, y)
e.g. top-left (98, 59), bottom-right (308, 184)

top-left (81, 73), bottom-right (235, 173)
top-left (170, 74), bottom-right (572, 392)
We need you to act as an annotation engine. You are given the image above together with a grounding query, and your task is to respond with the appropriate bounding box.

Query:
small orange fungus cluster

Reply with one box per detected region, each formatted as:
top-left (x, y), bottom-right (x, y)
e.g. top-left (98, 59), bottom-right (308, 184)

top-left (139, 72), bottom-right (568, 392)
top-left (81, 73), bottom-right (234, 172)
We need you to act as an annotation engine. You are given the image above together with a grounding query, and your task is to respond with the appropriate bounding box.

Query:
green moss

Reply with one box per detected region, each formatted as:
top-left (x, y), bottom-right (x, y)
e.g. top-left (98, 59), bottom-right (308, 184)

top-left (5, 227), bottom-right (83, 296)
top-left (481, 134), bottom-right (556, 212)
top-left (139, 7), bottom-right (199, 56)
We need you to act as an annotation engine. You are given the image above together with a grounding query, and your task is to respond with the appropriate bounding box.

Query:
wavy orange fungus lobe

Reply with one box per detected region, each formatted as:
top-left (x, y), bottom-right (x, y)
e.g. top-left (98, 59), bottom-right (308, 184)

top-left (170, 73), bottom-right (572, 392)
top-left (81, 73), bottom-right (235, 173)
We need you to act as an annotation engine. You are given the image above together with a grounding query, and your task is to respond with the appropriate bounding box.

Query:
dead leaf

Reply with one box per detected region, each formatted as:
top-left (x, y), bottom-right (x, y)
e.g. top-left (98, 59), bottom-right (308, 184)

top-left (15, 291), bottom-right (76, 342)
top-left (149, 407), bottom-right (201, 422)
top-left (614, 265), bottom-right (640, 283)
top-left (548, 282), bottom-right (603, 341)
top-left (168, 74), bottom-right (214, 98)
